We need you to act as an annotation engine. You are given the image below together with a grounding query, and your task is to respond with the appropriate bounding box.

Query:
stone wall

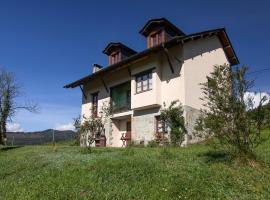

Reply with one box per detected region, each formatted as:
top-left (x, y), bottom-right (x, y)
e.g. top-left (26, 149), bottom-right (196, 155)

top-left (183, 105), bottom-right (203, 145)
top-left (132, 107), bottom-right (160, 145)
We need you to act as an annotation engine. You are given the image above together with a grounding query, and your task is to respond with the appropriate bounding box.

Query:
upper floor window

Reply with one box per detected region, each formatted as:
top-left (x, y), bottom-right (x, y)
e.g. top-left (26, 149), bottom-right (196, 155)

top-left (110, 82), bottom-right (131, 113)
top-left (110, 51), bottom-right (121, 64)
top-left (136, 71), bottom-right (152, 93)
top-left (150, 31), bottom-right (162, 47)
top-left (92, 93), bottom-right (98, 117)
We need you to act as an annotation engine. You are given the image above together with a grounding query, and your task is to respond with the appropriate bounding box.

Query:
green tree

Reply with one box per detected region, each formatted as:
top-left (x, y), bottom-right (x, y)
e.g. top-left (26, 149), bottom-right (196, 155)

top-left (160, 100), bottom-right (186, 145)
top-left (196, 64), bottom-right (269, 156)
top-left (74, 101), bottom-right (111, 148)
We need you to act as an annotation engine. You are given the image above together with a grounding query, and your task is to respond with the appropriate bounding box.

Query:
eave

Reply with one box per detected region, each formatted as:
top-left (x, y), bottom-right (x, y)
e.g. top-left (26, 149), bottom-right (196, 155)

top-left (64, 28), bottom-right (239, 89)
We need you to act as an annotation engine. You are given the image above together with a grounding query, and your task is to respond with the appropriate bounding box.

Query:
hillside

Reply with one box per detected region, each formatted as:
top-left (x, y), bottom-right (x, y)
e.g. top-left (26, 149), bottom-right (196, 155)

top-left (0, 130), bottom-right (269, 199)
top-left (6, 129), bottom-right (76, 145)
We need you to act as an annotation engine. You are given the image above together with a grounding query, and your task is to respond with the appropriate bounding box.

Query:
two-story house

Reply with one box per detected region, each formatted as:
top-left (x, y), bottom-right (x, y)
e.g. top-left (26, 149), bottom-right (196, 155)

top-left (64, 18), bottom-right (239, 147)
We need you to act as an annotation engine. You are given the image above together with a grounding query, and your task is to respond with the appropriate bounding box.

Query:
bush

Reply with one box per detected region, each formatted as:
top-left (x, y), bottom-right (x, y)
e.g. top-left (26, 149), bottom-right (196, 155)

top-left (147, 140), bottom-right (159, 148)
top-left (160, 100), bottom-right (187, 145)
top-left (196, 65), bottom-right (269, 156)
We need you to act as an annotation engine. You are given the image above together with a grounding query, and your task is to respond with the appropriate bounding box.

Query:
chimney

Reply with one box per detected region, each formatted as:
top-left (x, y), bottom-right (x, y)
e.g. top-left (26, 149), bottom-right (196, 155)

top-left (92, 64), bottom-right (103, 73)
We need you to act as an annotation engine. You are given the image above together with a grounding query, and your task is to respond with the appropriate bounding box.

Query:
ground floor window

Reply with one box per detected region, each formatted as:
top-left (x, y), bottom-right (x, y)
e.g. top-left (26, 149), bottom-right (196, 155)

top-left (155, 116), bottom-right (168, 134)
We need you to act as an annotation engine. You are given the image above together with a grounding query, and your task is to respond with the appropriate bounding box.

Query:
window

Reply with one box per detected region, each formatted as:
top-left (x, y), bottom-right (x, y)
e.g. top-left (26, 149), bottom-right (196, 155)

top-left (111, 82), bottom-right (131, 113)
top-left (150, 31), bottom-right (162, 47)
top-left (111, 51), bottom-right (121, 64)
top-left (92, 93), bottom-right (98, 117)
top-left (136, 71), bottom-right (152, 93)
top-left (150, 34), bottom-right (156, 47)
top-left (156, 116), bottom-right (168, 133)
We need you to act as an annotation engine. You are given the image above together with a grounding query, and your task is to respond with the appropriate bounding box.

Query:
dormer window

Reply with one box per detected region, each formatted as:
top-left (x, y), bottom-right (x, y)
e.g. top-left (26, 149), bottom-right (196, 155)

top-left (150, 31), bottom-right (162, 47)
top-left (103, 42), bottom-right (137, 65)
top-left (139, 18), bottom-right (185, 48)
top-left (111, 51), bottom-right (121, 64)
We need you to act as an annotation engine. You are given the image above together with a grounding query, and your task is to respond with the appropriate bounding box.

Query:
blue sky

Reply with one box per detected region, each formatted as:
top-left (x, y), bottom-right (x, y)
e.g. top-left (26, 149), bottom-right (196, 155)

top-left (1, 0), bottom-right (270, 131)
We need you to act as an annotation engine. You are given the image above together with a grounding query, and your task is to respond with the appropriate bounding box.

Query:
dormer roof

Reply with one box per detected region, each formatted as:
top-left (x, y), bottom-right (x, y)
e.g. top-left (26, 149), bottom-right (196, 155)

top-left (102, 42), bottom-right (137, 56)
top-left (139, 18), bottom-right (185, 37)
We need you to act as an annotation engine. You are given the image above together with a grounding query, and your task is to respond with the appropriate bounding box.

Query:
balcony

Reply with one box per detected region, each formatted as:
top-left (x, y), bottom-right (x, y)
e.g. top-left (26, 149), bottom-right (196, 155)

top-left (110, 82), bottom-right (131, 114)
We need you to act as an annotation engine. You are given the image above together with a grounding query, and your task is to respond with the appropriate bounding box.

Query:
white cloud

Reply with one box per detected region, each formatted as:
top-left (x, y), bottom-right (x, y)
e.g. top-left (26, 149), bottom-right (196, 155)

top-left (244, 92), bottom-right (270, 109)
top-left (14, 103), bottom-right (80, 132)
top-left (54, 122), bottom-right (75, 131)
top-left (7, 123), bottom-right (24, 132)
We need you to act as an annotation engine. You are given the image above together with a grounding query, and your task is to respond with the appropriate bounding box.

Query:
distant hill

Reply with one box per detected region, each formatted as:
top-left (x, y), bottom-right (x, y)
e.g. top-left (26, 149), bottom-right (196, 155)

top-left (6, 129), bottom-right (76, 145)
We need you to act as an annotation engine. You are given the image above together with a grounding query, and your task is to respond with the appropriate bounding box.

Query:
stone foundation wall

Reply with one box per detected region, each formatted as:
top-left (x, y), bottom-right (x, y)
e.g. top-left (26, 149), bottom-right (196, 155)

top-left (183, 105), bottom-right (203, 145)
top-left (132, 107), bottom-right (160, 145)
top-left (80, 105), bottom-right (203, 147)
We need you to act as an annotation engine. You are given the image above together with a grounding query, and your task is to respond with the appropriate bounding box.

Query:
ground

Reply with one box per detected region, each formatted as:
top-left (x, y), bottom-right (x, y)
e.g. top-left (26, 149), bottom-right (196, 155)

top-left (0, 132), bottom-right (270, 200)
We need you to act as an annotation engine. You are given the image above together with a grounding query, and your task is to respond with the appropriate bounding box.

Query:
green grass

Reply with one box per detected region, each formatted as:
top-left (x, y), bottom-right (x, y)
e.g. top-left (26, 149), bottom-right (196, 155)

top-left (1, 132), bottom-right (270, 200)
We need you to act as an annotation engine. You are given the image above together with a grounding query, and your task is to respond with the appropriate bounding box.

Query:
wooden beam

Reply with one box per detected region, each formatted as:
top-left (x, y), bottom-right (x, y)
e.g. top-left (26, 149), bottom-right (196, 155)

top-left (163, 47), bottom-right (175, 74)
top-left (79, 85), bottom-right (87, 100)
top-left (101, 77), bottom-right (109, 93)
top-left (127, 67), bottom-right (131, 77)
top-left (174, 56), bottom-right (183, 64)
top-left (228, 56), bottom-right (237, 60)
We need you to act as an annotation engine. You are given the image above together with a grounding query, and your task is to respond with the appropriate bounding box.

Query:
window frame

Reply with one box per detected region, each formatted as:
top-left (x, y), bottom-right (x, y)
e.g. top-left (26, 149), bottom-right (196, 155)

top-left (149, 31), bottom-right (162, 47)
top-left (91, 92), bottom-right (99, 117)
top-left (110, 51), bottom-right (121, 64)
top-left (135, 70), bottom-right (153, 94)
top-left (155, 116), bottom-right (168, 134)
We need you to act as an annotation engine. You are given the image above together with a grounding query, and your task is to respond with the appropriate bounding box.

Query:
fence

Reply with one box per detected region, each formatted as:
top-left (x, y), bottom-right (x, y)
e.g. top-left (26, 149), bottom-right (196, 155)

top-left (6, 130), bottom-right (75, 146)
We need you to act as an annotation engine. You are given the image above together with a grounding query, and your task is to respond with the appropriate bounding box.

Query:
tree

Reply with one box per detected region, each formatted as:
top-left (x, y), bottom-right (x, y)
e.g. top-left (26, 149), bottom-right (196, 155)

top-left (74, 101), bottom-right (111, 148)
top-left (0, 69), bottom-right (38, 145)
top-left (160, 100), bottom-right (187, 145)
top-left (195, 64), bottom-right (269, 156)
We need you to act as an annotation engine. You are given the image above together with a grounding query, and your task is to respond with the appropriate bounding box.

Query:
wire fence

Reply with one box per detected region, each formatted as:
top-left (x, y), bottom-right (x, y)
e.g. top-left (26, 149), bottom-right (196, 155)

top-left (6, 131), bottom-right (75, 146)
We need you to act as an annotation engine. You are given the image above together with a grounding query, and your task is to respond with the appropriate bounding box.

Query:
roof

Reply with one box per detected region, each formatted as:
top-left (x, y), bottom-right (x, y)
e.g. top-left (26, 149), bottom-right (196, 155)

top-left (139, 17), bottom-right (185, 37)
top-left (103, 42), bottom-right (137, 55)
top-left (64, 28), bottom-right (239, 89)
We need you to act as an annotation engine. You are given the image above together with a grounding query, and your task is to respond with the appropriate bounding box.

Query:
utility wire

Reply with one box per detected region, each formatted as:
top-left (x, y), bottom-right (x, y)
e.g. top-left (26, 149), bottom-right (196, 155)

top-left (246, 67), bottom-right (270, 75)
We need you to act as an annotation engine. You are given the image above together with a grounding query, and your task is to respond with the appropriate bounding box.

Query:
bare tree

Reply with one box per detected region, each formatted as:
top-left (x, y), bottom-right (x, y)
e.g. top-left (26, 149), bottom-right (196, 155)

top-left (0, 69), bottom-right (38, 145)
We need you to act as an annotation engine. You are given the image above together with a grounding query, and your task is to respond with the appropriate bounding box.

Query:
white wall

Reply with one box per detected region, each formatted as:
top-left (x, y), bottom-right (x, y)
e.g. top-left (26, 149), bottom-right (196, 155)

top-left (183, 36), bottom-right (229, 110)
top-left (130, 55), bottom-right (162, 110)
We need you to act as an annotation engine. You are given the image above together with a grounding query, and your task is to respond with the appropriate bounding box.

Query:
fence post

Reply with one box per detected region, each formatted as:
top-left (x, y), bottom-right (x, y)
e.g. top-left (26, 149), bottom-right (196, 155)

top-left (12, 136), bottom-right (14, 146)
top-left (52, 129), bottom-right (55, 146)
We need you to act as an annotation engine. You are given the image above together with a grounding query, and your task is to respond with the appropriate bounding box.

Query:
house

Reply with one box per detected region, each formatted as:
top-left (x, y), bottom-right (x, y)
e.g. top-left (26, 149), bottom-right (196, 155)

top-left (64, 18), bottom-right (239, 147)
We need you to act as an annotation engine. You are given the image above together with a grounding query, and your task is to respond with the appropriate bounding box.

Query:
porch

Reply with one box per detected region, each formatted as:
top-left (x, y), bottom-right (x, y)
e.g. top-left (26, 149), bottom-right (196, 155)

top-left (110, 115), bottom-right (132, 147)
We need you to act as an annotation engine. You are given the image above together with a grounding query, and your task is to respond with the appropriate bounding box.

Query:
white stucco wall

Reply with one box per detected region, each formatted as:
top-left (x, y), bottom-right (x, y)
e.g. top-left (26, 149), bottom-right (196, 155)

top-left (130, 56), bottom-right (162, 110)
top-left (183, 36), bottom-right (229, 110)
top-left (110, 119), bottom-right (129, 147)
top-left (159, 45), bottom-right (185, 106)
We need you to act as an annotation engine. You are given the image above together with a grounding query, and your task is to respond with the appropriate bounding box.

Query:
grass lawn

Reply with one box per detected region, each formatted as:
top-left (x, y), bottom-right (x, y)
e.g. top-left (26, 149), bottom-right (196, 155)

top-left (1, 133), bottom-right (270, 200)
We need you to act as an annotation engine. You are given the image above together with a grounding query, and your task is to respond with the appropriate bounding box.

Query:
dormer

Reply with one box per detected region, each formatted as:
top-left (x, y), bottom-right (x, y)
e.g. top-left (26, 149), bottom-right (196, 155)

top-left (139, 18), bottom-right (185, 48)
top-left (103, 42), bottom-right (137, 65)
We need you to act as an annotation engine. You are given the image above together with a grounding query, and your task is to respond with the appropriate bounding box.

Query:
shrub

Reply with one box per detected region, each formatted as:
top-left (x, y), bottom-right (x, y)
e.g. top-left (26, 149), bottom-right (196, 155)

top-left (160, 100), bottom-right (187, 146)
top-left (147, 140), bottom-right (159, 148)
top-left (196, 65), bottom-right (269, 156)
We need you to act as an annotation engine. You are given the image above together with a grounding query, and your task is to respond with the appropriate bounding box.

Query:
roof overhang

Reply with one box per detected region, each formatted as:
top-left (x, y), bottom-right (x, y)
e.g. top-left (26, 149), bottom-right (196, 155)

top-left (64, 28), bottom-right (239, 89)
